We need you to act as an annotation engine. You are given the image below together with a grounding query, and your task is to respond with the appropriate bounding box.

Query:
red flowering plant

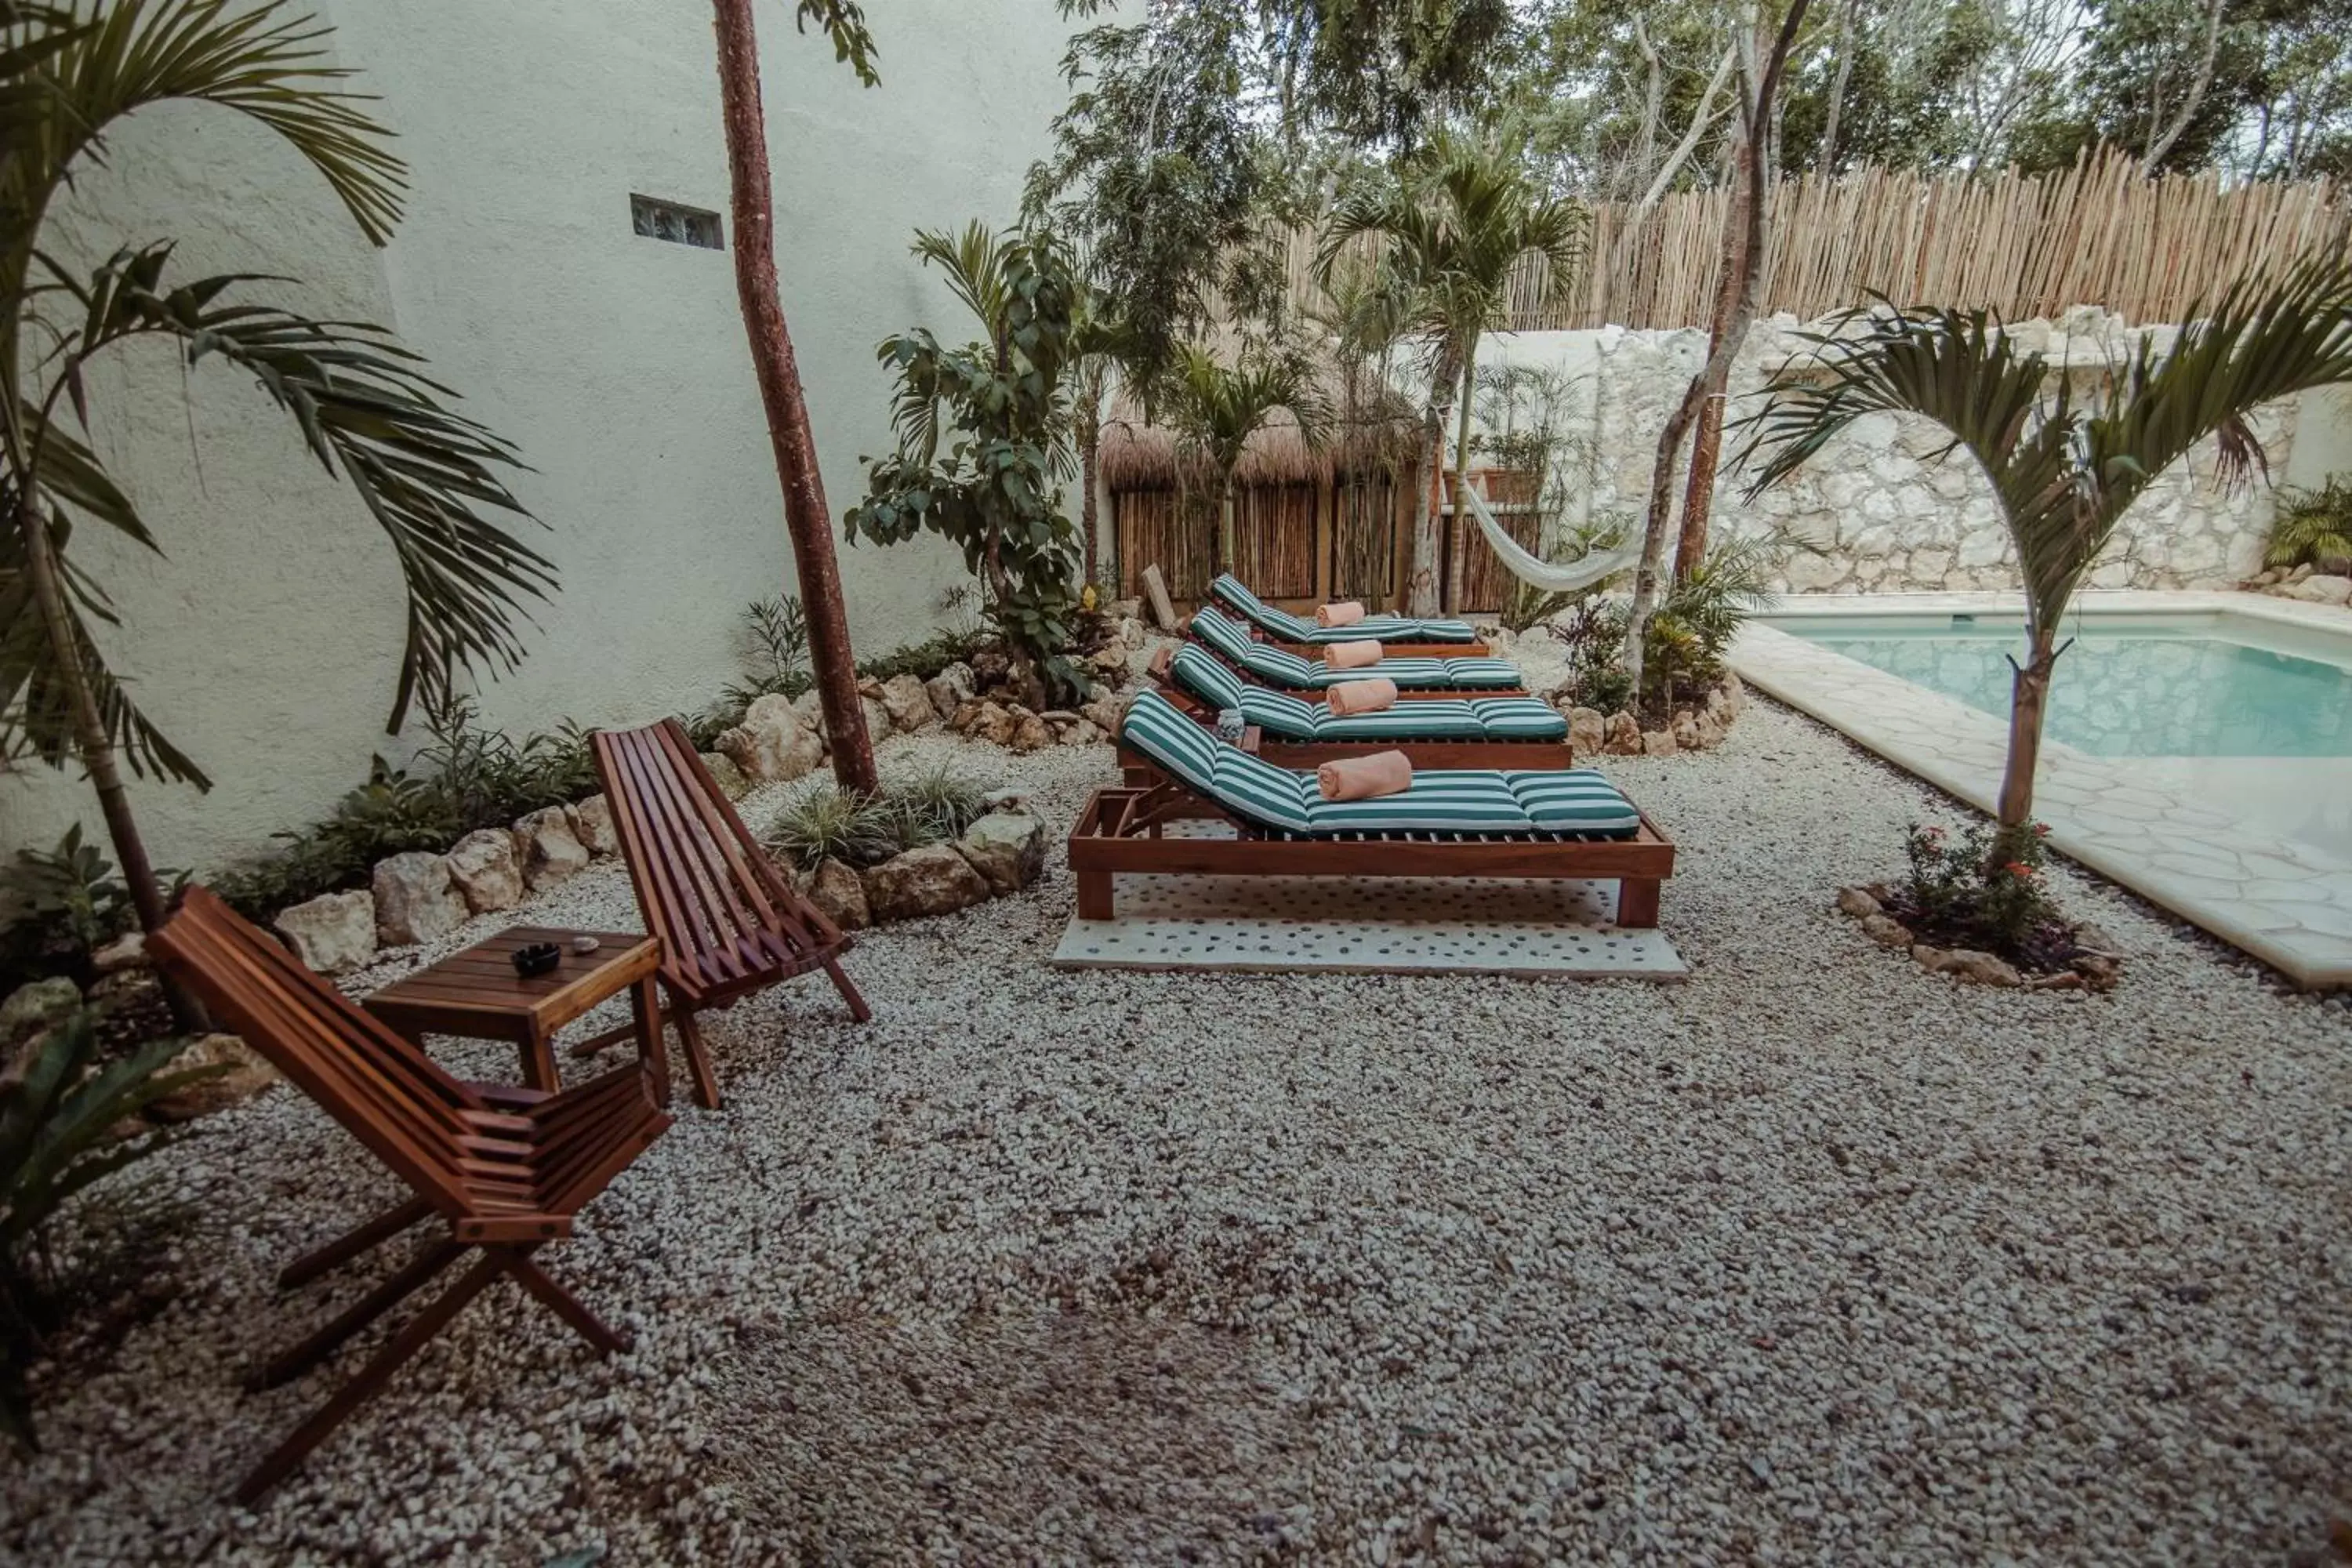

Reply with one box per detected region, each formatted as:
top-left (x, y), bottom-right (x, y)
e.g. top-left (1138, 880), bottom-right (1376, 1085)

top-left (1894, 819), bottom-right (2070, 967)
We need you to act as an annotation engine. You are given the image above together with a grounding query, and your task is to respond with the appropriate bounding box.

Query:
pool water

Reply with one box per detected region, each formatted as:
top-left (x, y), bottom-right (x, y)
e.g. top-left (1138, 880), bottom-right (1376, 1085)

top-left (1780, 616), bottom-right (2352, 758)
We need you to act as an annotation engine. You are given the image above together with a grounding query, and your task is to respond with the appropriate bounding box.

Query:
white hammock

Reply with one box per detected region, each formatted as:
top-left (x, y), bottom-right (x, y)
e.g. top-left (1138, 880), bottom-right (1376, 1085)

top-left (1460, 482), bottom-right (1639, 594)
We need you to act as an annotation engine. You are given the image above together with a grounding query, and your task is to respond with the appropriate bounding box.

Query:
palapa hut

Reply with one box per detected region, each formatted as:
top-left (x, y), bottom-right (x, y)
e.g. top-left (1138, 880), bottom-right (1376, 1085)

top-left (1098, 364), bottom-right (1425, 612)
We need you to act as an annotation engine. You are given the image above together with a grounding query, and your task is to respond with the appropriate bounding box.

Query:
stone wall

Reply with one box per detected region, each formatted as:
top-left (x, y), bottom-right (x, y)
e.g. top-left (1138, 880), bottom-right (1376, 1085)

top-left (1485, 309), bottom-right (2317, 596)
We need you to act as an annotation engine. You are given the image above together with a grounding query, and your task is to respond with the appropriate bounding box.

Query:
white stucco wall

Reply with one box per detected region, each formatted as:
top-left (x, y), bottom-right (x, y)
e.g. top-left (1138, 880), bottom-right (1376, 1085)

top-left (1, 0), bottom-right (1076, 874)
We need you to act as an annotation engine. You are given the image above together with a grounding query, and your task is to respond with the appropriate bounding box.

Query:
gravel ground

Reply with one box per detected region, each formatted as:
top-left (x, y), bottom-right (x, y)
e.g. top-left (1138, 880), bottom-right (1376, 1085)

top-left (6, 699), bottom-right (2348, 1566)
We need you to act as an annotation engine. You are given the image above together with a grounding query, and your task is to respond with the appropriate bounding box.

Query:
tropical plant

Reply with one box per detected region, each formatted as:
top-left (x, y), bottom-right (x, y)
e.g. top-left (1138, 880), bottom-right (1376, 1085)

top-left (720, 594), bottom-right (814, 712)
top-left (1162, 341), bottom-right (1328, 581)
top-left (2, 1011), bottom-right (220, 1449)
top-left (1893, 818), bottom-right (2067, 962)
top-left (710, 0), bottom-right (882, 797)
top-left (764, 785), bottom-right (895, 873)
top-left (1500, 517), bottom-right (1627, 634)
top-left (1740, 253), bottom-right (2352, 825)
top-left (1317, 128), bottom-right (1588, 615)
top-left (2263, 476), bottom-right (2352, 569)
top-left (0, 0), bottom-right (557, 1025)
top-left (845, 222), bottom-right (1088, 702)
top-left (1305, 255), bottom-right (1417, 601)
top-left (874, 762), bottom-right (989, 851)
top-left (1642, 532), bottom-right (1784, 710)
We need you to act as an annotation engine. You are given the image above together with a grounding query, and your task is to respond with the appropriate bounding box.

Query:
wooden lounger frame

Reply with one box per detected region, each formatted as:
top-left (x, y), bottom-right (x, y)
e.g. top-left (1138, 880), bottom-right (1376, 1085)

top-left (1255, 629), bottom-right (1492, 659)
top-left (1172, 637), bottom-right (1533, 700)
top-left (1068, 782), bottom-right (1674, 927)
top-left (1129, 680), bottom-right (1577, 773)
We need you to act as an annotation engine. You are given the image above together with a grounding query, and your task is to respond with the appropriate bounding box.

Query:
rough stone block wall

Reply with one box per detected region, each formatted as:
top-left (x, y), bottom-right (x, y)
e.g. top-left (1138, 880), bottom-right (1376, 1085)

top-left (1561, 308), bottom-right (2288, 595)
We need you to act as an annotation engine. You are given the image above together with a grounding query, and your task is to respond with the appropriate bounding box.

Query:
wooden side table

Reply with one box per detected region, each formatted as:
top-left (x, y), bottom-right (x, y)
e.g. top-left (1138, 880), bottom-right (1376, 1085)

top-left (363, 926), bottom-right (667, 1100)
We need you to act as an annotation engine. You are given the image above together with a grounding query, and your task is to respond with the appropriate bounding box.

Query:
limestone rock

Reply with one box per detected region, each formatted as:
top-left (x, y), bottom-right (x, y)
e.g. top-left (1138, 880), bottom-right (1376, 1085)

top-left (1642, 728), bottom-right (1679, 757)
top-left (701, 752), bottom-right (752, 801)
top-left (147, 1033), bottom-right (280, 1123)
top-left (1860, 913), bottom-right (1915, 951)
top-left (447, 828), bottom-right (526, 913)
top-left (1566, 707), bottom-right (1607, 758)
top-left (274, 890), bottom-right (377, 975)
top-left (1602, 712), bottom-right (1643, 756)
top-left (802, 856), bottom-right (871, 931)
top-left (1089, 641), bottom-right (1131, 676)
top-left (568, 793), bottom-right (619, 856)
top-left (1007, 706), bottom-right (1052, 753)
top-left (371, 851), bottom-right (469, 946)
top-left (1835, 886), bottom-right (1882, 919)
top-left (1081, 691), bottom-right (1131, 736)
top-left (955, 811), bottom-right (1046, 895)
top-left (1062, 717), bottom-right (1105, 747)
top-left (1671, 712), bottom-right (1701, 751)
top-left (514, 805), bottom-right (591, 891)
top-left (925, 662), bottom-right (976, 722)
top-left (717, 711), bottom-right (824, 785)
top-left (862, 695), bottom-right (893, 743)
top-left (1, 976), bottom-right (81, 1044)
top-left (745, 692), bottom-right (811, 736)
top-left (964, 700), bottom-right (1017, 747)
top-left (1692, 710), bottom-right (1726, 750)
top-left (878, 673), bottom-right (939, 732)
top-left (861, 844), bottom-right (990, 923)
top-left (1921, 946), bottom-right (2023, 986)
top-left (2284, 573), bottom-right (2352, 605)
top-left (91, 931), bottom-right (147, 976)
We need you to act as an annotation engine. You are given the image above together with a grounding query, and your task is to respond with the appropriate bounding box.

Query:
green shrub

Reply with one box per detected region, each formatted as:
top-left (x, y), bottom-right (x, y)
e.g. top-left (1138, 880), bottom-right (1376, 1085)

top-left (0, 829), bottom-right (182, 992)
top-left (1898, 819), bottom-right (2063, 954)
top-left (2, 1013), bottom-right (222, 1451)
top-left (764, 786), bottom-right (897, 872)
top-left (2264, 477), bottom-right (2352, 570)
top-left (879, 764), bottom-right (989, 848)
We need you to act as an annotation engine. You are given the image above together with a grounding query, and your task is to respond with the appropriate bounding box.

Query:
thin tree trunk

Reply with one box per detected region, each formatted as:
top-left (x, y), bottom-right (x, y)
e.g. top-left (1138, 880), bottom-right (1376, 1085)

top-left (711, 0), bottom-right (877, 797)
top-left (16, 499), bottom-right (205, 1031)
top-left (1408, 341), bottom-right (1464, 618)
top-left (1445, 337), bottom-right (1479, 615)
top-left (1673, 103), bottom-right (1758, 583)
top-left (1081, 433), bottom-right (1100, 590)
top-left (1626, 0), bottom-right (1808, 695)
top-left (1638, 44), bottom-right (1739, 209)
top-left (1997, 626), bottom-right (2060, 824)
top-left (1630, 16), bottom-right (1664, 201)
top-left (2139, 0), bottom-right (2226, 175)
top-left (1818, 0), bottom-right (1855, 172)
top-left (1218, 484), bottom-right (1236, 582)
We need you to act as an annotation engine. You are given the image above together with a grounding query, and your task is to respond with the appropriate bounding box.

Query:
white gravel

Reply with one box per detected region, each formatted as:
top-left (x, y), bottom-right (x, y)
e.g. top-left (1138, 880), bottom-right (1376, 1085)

top-left (6, 702), bottom-right (2348, 1566)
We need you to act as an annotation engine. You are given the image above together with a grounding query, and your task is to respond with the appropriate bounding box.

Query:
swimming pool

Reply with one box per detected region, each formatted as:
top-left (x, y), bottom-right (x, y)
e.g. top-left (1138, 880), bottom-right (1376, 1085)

top-left (1770, 611), bottom-right (2352, 759)
top-left (1732, 593), bottom-right (2352, 988)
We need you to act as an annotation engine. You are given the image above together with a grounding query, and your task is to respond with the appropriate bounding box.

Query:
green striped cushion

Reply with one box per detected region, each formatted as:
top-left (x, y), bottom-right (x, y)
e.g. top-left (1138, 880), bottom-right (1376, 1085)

top-left (1312, 701), bottom-right (1482, 739)
top-left (1470, 698), bottom-right (1570, 739)
top-left (1306, 769), bottom-right (1533, 833)
top-left (1119, 689), bottom-right (1221, 793)
top-left (1340, 657), bottom-right (1453, 688)
top-left (1441, 657), bottom-right (1523, 688)
top-left (1508, 771), bottom-right (1642, 836)
top-left (1189, 606), bottom-right (1260, 662)
top-left (1210, 575), bottom-right (1316, 641)
top-left (1212, 748), bottom-right (1316, 833)
top-left (1169, 644), bottom-right (1246, 713)
top-left (1238, 687), bottom-right (1322, 739)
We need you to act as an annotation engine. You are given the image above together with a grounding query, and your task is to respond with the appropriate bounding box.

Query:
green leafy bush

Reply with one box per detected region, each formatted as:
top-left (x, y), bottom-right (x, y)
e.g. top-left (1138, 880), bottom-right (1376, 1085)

top-left (1550, 597), bottom-right (1635, 714)
top-left (1894, 819), bottom-right (2065, 959)
top-left (720, 596), bottom-right (815, 713)
top-left (764, 765), bottom-right (989, 873)
top-left (2, 1013), bottom-right (220, 1450)
top-left (2264, 477), bottom-right (2352, 571)
top-left (0, 829), bottom-right (183, 992)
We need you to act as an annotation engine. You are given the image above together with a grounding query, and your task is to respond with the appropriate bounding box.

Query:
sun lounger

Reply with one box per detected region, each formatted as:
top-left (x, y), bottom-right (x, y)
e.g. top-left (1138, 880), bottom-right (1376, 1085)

top-left (1073, 690), bottom-right (1672, 926)
top-left (1210, 574), bottom-right (1487, 655)
top-left (1188, 606), bottom-right (1527, 695)
top-left (1136, 644), bottom-right (1573, 771)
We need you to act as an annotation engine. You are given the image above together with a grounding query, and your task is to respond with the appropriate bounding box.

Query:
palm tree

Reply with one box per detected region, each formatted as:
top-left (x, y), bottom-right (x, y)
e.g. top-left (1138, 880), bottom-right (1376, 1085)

top-left (1163, 343), bottom-right (1327, 584)
top-left (710, 0), bottom-right (880, 795)
top-left (2, 0), bottom-right (554, 1024)
top-left (1317, 129), bottom-right (1586, 615)
top-left (1306, 256), bottom-right (1417, 601)
top-left (1740, 253), bottom-right (2352, 827)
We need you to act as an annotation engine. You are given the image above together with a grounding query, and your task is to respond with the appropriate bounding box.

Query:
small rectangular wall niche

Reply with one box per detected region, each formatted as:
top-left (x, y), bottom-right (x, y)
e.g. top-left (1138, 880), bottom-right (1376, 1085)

top-left (630, 195), bottom-right (724, 250)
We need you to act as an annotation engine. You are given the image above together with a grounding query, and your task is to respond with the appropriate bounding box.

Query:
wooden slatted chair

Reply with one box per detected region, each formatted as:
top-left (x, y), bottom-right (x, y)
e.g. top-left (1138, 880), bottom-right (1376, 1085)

top-left (590, 717), bottom-right (869, 1110)
top-left (149, 887), bottom-right (673, 1504)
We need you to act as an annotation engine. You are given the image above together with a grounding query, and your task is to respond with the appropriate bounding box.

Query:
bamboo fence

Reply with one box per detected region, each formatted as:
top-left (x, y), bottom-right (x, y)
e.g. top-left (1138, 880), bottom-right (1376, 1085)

top-left (1290, 151), bottom-right (2348, 332)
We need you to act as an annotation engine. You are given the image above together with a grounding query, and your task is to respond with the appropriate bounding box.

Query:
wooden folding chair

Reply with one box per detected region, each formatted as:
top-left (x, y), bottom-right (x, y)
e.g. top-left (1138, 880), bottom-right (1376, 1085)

top-left (589, 718), bottom-right (869, 1110)
top-left (149, 887), bottom-right (673, 1504)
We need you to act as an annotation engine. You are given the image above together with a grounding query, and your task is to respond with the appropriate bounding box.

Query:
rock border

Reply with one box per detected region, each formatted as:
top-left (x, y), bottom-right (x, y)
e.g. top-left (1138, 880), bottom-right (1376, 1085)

top-left (1832, 883), bottom-right (2125, 992)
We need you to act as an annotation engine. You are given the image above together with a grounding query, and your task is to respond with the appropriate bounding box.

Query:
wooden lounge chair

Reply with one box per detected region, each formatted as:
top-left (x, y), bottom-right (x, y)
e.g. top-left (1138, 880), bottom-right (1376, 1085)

top-left (1187, 606), bottom-right (1530, 697)
top-left (1077, 691), bottom-right (1672, 926)
top-left (148, 887), bottom-right (672, 1504)
top-left (1137, 644), bottom-right (1575, 771)
top-left (589, 717), bottom-right (869, 1110)
top-left (1210, 573), bottom-right (1490, 657)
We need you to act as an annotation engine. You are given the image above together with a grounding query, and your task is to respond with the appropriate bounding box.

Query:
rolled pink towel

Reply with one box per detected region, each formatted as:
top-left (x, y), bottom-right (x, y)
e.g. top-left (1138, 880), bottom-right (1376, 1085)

top-left (1316, 601), bottom-right (1367, 628)
top-left (1325, 677), bottom-right (1398, 716)
top-left (1317, 750), bottom-right (1414, 801)
top-left (1324, 639), bottom-right (1383, 670)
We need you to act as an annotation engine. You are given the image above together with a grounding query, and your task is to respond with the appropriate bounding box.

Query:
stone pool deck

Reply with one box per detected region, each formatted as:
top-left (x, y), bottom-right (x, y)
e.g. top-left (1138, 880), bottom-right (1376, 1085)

top-left (1731, 590), bottom-right (2352, 989)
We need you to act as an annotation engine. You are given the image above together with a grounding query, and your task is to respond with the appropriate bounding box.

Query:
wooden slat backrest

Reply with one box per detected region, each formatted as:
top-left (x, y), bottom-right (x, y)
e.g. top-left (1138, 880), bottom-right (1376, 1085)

top-left (590, 719), bottom-right (843, 995)
top-left (151, 888), bottom-right (486, 1217)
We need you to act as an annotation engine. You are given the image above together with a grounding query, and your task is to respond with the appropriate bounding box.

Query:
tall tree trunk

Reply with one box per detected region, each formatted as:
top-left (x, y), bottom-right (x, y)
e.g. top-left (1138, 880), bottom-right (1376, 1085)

top-left (1445, 338), bottom-right (1479, 615)
top-left (711, 0), bottom-right (877, 796)
top-left (1081, 432), bottom-right (1101, 590)
top-left (1217, 482), bottom-right (1236, 582)
top-left (2139, 0), bottom-right (2226, 175)
top-left (1408, 340), bottom-right (1464, 617)
top-left (1626, 0), bottom-right (1809, 695)
top-left (16, 499), bottom-right (205, 1031)
top-left (1997, 626), bottom-right (2060, 825)
top-left (1818, 0), bottom-right (1855, 172)
top-left (1672, 103), bottom-right (1758, 583)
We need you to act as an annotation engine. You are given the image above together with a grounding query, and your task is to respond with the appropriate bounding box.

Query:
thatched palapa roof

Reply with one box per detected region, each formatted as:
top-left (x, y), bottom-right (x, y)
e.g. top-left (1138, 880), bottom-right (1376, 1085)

top-left (1098, 354), bottom-right (1424, 492)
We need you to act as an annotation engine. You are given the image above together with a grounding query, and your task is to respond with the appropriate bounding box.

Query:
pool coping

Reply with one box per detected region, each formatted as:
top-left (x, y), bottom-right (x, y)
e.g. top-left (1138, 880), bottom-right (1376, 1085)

top-left (1730, 590), bottom-right (2352, 990)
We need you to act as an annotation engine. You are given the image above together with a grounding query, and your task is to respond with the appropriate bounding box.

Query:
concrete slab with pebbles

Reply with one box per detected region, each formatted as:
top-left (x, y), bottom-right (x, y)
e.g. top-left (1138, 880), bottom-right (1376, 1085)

top-left (6, 713), bottom-right (2347, 1565)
